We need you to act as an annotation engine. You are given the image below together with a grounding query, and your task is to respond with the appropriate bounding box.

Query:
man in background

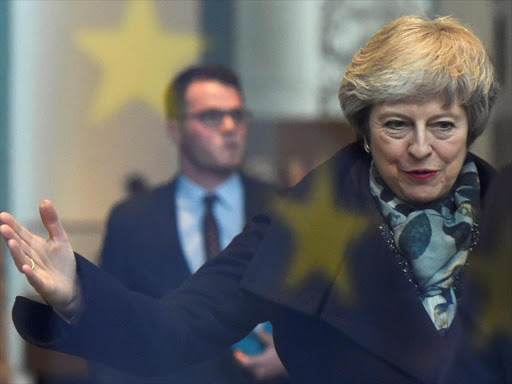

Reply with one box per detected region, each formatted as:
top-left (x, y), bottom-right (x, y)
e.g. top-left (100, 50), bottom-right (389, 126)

top-left (91, 65), bottom-right (287, 384)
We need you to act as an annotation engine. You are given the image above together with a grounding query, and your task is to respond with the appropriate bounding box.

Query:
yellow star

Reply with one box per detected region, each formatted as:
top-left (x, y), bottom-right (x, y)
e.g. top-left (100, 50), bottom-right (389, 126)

top-left (272, 166), bottom-right (370, 305)
top-left (471, 221), bottom-right (512, 348)
top-left (75, 0), bottom-right (205, 124)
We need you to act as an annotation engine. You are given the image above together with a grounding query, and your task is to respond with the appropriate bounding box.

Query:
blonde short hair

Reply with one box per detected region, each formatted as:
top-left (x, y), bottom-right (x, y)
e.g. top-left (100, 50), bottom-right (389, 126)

top-left (339, 15), bottom-right (498, 145)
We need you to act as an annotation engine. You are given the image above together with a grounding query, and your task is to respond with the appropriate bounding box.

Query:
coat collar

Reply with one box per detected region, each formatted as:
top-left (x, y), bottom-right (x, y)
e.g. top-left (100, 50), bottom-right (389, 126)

top-left (241, 142), bottom-right (496, 383)
top-left (169, 172), bottom-right (272, 223)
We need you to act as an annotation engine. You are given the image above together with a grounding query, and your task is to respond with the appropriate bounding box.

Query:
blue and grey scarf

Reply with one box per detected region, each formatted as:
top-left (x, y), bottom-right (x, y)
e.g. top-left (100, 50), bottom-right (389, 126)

top-left (370, 160), bottom-right (480, 330)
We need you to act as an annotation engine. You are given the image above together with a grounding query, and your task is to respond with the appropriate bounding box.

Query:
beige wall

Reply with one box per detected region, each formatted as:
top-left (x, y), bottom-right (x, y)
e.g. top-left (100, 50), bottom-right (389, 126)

top-left (10, 0), bottom-right (202, 224)
top-left (7, 1), bottom-right (201, 382)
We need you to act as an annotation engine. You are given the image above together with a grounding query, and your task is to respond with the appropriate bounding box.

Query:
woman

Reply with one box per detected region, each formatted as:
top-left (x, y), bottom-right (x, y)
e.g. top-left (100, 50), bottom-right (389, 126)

top-left (1, 15), bottom-right (509, 383)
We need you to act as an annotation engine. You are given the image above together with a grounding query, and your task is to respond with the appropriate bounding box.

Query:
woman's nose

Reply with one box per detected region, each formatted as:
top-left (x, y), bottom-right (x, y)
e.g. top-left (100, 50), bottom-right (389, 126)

top-left (408, 127), bottom-right (433, 159)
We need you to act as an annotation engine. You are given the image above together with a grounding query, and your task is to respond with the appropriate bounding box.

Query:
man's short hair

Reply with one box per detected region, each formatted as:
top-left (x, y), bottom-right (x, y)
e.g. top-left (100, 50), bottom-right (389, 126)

top-left (165, 65), bottom-right (243, 119)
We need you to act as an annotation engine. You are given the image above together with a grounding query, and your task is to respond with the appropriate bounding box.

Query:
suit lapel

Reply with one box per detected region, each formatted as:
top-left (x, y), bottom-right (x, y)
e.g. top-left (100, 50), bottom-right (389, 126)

top-left (152, 180), bottom-right (192, 278)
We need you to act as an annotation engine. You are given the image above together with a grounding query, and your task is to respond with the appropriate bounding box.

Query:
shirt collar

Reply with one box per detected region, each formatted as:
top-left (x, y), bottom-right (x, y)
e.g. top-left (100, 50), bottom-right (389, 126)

top-left (176, 173), bottom-right (243, 210)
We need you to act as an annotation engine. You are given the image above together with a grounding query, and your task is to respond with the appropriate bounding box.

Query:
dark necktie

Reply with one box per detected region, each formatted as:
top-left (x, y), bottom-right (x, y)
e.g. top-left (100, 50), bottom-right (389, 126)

top-left (203, 194), bottom-right (220, 259)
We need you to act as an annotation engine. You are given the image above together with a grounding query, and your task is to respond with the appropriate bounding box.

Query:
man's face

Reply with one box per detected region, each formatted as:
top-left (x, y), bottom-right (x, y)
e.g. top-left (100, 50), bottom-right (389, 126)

top-left (177, 80), bottom-right (247, 175)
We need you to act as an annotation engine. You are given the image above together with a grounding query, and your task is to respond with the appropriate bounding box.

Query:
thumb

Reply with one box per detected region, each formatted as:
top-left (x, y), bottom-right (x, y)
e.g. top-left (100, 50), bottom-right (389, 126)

top-left (256, 328), bottom-right (274, 347)
top-left (39, 200), bottom-right (67, 241)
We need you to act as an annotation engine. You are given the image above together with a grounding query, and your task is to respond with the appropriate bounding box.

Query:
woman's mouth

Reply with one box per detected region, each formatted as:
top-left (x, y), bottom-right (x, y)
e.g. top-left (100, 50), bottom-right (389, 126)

top-left (405, 169), bottom-right (438, 180)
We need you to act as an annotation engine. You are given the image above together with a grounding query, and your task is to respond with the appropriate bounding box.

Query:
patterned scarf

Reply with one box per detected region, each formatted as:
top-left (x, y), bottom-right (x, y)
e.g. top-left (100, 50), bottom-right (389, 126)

top-left (370, 160), bottom-right (480, 330)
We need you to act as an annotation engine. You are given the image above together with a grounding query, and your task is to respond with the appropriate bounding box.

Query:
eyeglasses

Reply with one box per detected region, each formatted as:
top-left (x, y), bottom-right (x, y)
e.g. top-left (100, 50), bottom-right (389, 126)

top-left (184, 108), bottom-right (252, 129)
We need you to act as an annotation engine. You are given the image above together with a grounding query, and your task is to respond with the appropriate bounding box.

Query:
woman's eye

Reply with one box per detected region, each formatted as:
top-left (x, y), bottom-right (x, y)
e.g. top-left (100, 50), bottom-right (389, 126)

top-left (384, 120), bottom-right (407, 130)
top-left (434, 121), bottom-right (456, 130)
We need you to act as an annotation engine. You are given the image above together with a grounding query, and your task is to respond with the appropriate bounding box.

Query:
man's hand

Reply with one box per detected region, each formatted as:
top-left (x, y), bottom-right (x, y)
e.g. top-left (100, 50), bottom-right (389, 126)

top-left (0, 200), bottom-right (80, 318)
top-left (234, 328), bottom-right (287, 381)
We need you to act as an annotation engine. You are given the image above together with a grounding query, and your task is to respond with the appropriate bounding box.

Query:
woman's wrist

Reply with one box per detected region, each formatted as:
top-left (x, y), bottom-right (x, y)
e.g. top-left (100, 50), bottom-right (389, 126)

top-left (54, 278), bottom-right (84, 325)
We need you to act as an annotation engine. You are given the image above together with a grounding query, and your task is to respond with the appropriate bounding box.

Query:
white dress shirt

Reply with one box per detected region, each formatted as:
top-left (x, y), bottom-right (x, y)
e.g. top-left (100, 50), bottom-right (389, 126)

top-left (175, 173), bottom-right (245, 273)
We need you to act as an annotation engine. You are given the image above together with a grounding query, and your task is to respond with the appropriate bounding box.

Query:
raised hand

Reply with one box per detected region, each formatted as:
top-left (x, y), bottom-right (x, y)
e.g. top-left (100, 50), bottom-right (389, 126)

top-left (0, 200), bottom-right (81, 318)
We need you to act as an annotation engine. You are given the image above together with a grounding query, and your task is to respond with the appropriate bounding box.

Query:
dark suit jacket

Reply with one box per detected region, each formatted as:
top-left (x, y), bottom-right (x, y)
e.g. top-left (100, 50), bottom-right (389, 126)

top-left (100, 173), bottom-right (272, 298)
top-left (93, 173), bottom-right (275, 383)
top-left (13, 143), bottom-right (511, 383)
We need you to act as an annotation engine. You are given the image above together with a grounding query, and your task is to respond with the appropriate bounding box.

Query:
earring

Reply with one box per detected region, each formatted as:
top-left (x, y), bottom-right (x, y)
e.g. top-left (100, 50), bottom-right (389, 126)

top-left (363, 141), bottom-right (371, 154)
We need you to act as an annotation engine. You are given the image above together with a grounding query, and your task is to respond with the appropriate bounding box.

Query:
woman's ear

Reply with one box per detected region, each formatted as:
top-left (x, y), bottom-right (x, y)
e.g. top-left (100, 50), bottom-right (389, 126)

top-left (363, 137), bottom-right (371, 154)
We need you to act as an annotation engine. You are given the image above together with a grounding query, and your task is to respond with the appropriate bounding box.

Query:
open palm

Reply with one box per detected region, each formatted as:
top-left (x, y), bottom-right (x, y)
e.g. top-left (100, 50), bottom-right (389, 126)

top-left (0, 200), bottom-right (79, 315)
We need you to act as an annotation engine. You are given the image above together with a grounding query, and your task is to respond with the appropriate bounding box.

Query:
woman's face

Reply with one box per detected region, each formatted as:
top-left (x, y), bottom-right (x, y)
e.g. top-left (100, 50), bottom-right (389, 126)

top-left (369, 96), bottom-right (469, 205)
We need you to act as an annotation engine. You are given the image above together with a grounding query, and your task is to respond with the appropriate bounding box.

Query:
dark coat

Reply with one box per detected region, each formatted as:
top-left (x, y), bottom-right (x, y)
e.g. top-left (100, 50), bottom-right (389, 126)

top-left (93, 173), bottom-right (275, 384)
top-left (13, 142), bottom-right (511, 383)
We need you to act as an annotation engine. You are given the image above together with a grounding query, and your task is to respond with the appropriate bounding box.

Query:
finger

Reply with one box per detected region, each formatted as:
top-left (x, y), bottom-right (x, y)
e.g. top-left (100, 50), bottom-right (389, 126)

top-left (233, 349), bottom-right (250, 365)
top-left (21, 263), bottom-right (49, 297)
top-left (0, 223), bottom-right (16, 241)
top-left (236, 352), bottom-right (265, 369)
top-left (39, 200), bottom-right (68, 241)
top-left (1, 224), bottom-right (39, 263)
top-left (240, 350), bottom-right (284, 380)
top-left (5, 238), bottom-right (32, 272)
top-left (0, 212), bottom-right (35, 246)
top-left (238, 354), bottom-right (268, 379)
top-left (1, 224), bottom-right (29, 256)
top-left (0, 211), bottom-right (15, 226)
top-left (256, 328), bottom-right (274, 346)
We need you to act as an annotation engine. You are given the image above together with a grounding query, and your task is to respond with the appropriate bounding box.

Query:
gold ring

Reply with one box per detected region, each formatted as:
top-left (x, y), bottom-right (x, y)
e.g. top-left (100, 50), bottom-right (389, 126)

top-left (30, 258), bottom-right (35, 270)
